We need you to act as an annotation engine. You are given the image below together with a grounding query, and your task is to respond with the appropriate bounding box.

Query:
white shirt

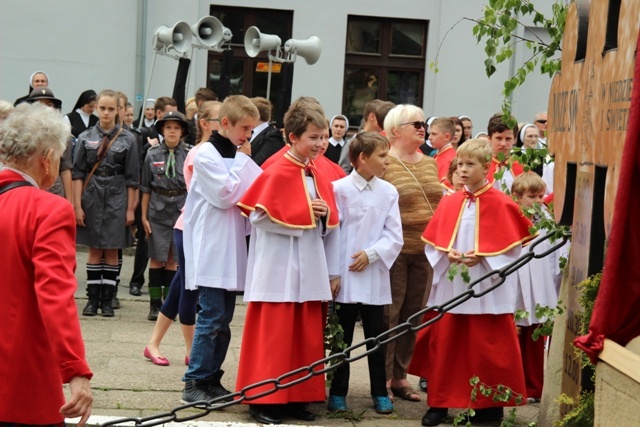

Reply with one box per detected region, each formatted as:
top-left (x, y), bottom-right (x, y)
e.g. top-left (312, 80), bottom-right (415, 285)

top-left (333, 171), bottom-right (403, 305)
top-left (183, 143), bottom-right (262, 291)
top-left (250, 121), bottom-right (270, 142)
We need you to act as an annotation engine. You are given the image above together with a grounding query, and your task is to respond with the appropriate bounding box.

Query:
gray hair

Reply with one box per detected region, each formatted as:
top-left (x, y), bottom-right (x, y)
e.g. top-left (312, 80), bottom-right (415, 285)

top-left (0, 100), bottom-right (13, 121)
top-left (383, 104), bottom-right (424, 140)
top-left (0, 102), bottom-right (69, 166)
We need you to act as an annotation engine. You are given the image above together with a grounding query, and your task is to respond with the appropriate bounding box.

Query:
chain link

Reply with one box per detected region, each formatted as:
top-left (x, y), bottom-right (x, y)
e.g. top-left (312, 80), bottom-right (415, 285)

top-left (102, 231), bottom-right (570, 427)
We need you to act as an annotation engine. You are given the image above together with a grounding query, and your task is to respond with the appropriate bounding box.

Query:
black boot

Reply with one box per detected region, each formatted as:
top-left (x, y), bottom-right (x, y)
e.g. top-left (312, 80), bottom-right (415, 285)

top-left (101, 285), bottom-right (115, 317)
top-left (112, 250), bottom-right (122, 309)
top-left (148, 298), bottom-right (162, 321)
top-left (82, 283), bottom-right (100, 316)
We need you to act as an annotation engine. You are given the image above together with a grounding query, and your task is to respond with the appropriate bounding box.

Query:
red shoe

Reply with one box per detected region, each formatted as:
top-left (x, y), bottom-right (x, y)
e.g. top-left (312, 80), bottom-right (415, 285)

top-left (144, 346), bottom-right (169, 366)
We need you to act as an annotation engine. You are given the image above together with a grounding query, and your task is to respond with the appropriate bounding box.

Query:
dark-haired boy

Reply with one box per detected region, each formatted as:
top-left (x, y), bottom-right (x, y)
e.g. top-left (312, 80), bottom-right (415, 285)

top-left (486, 113), bottom-right (524, 193)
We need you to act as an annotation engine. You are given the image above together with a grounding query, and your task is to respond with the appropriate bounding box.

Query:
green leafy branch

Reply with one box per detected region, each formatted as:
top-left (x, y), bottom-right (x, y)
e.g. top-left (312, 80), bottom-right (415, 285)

top-left (324, 303), bottom-right (348, 387)
top-left (453, 376), bottom-right (526, 426)
top-left (429, 1), bottom-right (567, 126)
top-left (448, 263), bottom-right (471, 284)
top-left (472, 0), bottom-right (567, 120)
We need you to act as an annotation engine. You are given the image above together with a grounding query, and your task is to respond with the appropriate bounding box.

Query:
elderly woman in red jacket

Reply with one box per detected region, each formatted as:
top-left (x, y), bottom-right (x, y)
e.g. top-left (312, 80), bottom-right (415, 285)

top-left (0, 102), bottom-right (93, 426)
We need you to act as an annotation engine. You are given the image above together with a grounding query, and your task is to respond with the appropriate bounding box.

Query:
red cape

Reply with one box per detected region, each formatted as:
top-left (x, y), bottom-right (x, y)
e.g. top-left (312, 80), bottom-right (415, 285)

top-left (422, 181), bottom-right (535, 255)
top-left (487, 155), bottom-right (525, 184)
top-left (315, 154), bottom-right (347, 181)
top-left (434, 144), bottom-right (456, 183)
top-left (238, 152), bottom-right (339, 229)
top-left (260, 146), bottom-right (288, 170)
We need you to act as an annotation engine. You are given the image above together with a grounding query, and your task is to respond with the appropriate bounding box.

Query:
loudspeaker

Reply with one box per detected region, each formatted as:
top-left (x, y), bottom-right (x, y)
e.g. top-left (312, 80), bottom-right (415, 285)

top-left (284, 36), bottom-right (321, 65)
top-left (244, 26), bottom-right (282, 57)
top-left (191, 16), bottom-right (224, 48)
top-left (155, 21), bottom-right (193, 54)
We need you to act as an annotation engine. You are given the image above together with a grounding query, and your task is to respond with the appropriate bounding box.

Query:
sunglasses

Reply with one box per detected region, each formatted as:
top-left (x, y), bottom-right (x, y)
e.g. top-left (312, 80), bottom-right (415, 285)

top-left (401, 121), bottom-right (428, 130)
top-left (535, 119), bottom-right (547, 124)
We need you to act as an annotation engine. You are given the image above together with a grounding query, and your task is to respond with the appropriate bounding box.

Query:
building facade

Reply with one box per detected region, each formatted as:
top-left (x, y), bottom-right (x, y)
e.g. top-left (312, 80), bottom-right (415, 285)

top-left (0, 0), bottom-right (556, 132)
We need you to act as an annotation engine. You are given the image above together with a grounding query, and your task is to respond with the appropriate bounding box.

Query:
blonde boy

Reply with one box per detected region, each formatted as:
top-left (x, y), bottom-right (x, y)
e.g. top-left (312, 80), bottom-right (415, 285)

top-left (419, 139), bottom-right (534, 425)
top-left (181, 95), bottom-right (262, 404)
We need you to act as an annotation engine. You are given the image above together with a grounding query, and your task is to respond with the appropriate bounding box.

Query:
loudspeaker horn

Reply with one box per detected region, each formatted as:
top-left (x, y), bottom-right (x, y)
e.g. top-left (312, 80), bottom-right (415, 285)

top-left (191, 16), bottom-right (224, 48)
top-left (155, 21), bottom-right (193, 54)
top-left (244, 26), bottom-right (282, 57)
top-left (284, 36), bottom-right (321, 64)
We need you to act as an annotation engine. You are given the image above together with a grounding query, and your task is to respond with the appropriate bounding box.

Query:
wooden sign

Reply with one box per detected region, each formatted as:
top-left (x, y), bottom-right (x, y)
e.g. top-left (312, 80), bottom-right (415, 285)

top-left (256, 62), bottom-right (282, 73)
top-left (547, 0), bottom-right (639, 416)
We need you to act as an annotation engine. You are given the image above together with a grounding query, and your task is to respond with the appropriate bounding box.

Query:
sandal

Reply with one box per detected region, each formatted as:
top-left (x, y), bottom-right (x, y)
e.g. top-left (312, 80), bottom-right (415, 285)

top-left (390, 385), bottom-right (421, 402)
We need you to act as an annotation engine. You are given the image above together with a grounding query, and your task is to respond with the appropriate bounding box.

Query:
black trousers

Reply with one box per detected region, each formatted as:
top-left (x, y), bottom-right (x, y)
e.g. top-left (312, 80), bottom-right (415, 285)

top-left (329, 302), bottom-right (387, 397)
top-left (129, 201), bottom-right (148, 286)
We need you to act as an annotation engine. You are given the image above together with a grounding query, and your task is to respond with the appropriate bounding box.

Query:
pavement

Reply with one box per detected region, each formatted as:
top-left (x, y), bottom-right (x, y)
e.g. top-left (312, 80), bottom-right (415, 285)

top-left (69, 248), bottom-right (540, 427)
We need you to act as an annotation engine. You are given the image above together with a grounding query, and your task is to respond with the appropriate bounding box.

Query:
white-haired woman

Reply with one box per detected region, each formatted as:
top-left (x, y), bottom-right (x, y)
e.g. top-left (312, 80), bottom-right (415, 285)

top-left (0, 102), bottom-right (93, 426)
top-left (381, 104), bottom-right (442, 402)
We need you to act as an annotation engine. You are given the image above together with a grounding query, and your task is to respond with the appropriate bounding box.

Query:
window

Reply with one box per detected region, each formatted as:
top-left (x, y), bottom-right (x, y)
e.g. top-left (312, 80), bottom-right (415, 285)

top-left (207, 6), bottom-right (293, 110)
top-left (343, 16), bottom-right (428, 128)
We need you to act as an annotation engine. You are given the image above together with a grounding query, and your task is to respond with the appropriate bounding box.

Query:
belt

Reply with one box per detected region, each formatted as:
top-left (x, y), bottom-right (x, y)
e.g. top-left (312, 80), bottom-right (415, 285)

top-left (153, 187), bottom-right (186, 197)
top-left (91, 167), bottom-right (124, 177)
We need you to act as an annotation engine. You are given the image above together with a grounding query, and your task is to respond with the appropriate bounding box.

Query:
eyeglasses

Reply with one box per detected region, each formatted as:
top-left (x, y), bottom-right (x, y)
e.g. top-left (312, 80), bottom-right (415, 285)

top-left (206, 118), bottom-right (220, 122)
top-left (401, 121), bottom-right (428, 130)
top-left (535, 119), bottom-right (547, 124)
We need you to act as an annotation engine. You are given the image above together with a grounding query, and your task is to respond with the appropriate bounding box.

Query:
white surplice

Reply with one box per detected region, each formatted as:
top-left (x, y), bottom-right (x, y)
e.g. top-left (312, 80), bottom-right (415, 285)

top-left (515, 233), bottom-right (559, 326)
top-left (243, 177), bottom-right (340, 303)
top-left (332, 172), bottom-right (403, 305)
top-left (425, 200), bottom-right (522, 315)
top-left (183, 143), bottom-right (262, 291)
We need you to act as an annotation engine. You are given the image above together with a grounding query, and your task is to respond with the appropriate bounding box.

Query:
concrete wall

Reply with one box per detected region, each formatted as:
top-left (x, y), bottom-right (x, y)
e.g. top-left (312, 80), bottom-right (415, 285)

top-left (0, 0), bottom-right (554, 131)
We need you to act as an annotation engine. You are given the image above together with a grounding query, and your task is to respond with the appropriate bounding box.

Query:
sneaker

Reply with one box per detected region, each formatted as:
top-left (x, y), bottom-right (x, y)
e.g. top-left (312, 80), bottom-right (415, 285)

top-left (372, 395), bottom-right (393, 414)
top-left (207, 383), bottom-right (233, 403)
top-left (181, 380), bottom-right (214, 404)
top-left (327, 395), bottom-right (348, 411)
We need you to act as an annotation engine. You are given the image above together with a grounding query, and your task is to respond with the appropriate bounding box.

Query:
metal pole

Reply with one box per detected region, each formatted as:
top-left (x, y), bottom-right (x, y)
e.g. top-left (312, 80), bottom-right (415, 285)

top-left (141, 52), bottom-right (158, 121)
top-left (266, 56), bottom-right (273, 101)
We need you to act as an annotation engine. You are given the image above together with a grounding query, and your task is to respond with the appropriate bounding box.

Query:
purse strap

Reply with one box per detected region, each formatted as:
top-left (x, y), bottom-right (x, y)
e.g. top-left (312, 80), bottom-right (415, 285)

top-left (82, 127), bottom-right (123, 193)
top-left (0, 180), bottom-right (34, 195)
top-left (391, 155), bottom-right (435, 216)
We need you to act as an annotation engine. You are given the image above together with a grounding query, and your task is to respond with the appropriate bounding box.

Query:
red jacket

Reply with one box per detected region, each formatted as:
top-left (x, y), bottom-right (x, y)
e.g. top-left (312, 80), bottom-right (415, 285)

top-left (0, 170), bottom-right (92, 424)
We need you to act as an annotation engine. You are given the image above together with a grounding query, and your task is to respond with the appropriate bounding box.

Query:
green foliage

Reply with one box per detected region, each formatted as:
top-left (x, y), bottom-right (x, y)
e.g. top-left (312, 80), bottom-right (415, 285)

top-left (447, 263), bottom-right (471, 284)
top-left (555, 392), bottom-right (595, 427)
top-left (324, 304), bottom-right (347, 387)
top-left (555, 273), bottom-right (601, 427)
top-left (531, 301), bottom-right (565, 340)
top-left (453, 376), bottom-right (525, 426)
top-left (326, 408), bottom-right (367, 425)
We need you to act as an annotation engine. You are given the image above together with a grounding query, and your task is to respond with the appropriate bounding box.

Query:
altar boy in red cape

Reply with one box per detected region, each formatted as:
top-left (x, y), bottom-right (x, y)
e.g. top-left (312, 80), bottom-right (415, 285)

top-left (419, 139), bottom-right (535, 426)
top-left (486, 113), bottom-right (525, 193)
top-left (236, 99), bottom-right (341, 425)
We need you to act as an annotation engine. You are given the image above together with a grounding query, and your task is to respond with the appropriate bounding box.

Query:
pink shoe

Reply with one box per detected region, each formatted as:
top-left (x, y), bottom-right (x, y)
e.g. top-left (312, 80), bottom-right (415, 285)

top-left (144, 346), bottom-right (169, 366)
top-left (185, 355), bottom-right (190, 365)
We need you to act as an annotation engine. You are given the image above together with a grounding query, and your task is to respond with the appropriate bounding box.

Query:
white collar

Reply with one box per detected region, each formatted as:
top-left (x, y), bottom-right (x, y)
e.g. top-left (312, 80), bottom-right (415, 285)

top-left (251, 122), bottom-right (270, 140)
top-left (329, 137), bottom-right (345, 147)
top-left (350, 170), bottom-right (377, 191)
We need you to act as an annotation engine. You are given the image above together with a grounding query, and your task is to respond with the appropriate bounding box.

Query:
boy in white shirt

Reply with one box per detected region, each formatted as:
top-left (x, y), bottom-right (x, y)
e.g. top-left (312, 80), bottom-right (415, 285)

top-left (329, 132), bottom-right (403, 414)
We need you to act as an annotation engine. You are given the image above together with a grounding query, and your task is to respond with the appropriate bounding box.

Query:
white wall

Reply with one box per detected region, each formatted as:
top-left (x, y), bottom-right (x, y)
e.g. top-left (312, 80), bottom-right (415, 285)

top-left (0, 0), bottom-right (553, 131)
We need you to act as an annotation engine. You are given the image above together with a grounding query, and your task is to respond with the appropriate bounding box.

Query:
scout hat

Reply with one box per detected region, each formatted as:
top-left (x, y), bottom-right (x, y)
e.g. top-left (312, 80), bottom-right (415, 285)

top-left (27, 87), bottom-right (62, 110)
top-left (155, 110), bottom-right (189, 136)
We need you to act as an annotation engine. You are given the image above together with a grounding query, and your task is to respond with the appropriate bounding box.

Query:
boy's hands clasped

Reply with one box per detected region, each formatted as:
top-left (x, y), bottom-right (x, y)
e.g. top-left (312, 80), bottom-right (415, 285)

top-left (448, 248), bottom-right (483, 267)
top-left (311, 198), bottom-right (329, 219)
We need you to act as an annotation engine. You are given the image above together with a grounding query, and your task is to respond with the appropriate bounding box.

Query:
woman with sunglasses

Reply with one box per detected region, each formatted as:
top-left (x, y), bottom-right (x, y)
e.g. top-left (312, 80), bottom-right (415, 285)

top-left (381, 105), bottom-right (443, 403)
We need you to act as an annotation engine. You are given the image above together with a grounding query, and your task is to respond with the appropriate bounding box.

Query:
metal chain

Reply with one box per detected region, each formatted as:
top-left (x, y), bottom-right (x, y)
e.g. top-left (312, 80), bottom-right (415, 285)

top-left (102, 230), bottom-right (571, 427)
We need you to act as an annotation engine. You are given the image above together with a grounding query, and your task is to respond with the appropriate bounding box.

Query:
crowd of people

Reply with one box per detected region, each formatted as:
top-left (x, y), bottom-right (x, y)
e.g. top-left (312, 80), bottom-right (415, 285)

top-left (0, 69), bottom-right (563, 427)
